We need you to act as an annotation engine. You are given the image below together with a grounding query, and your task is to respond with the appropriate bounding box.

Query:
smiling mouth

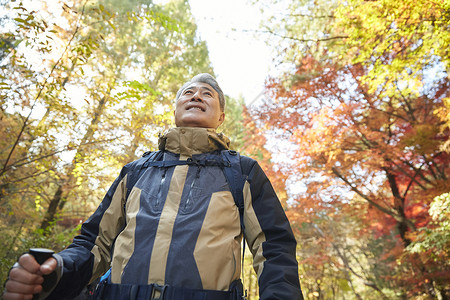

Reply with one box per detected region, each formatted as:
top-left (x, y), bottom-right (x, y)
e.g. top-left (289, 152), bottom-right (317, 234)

top-left (187, 106), bottom-right (205, 112)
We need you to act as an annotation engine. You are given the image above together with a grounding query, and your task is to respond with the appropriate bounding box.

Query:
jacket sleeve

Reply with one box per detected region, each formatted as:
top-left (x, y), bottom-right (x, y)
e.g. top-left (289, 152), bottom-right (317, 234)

top-left (46, 164), bottom-right (131, 299)
top-left (242, 158), bottom-right (303, 300)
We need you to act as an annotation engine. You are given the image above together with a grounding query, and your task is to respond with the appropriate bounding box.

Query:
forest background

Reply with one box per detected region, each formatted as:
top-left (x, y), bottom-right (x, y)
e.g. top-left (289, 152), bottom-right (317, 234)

top-left (0, 0), bottom-right (448, 299)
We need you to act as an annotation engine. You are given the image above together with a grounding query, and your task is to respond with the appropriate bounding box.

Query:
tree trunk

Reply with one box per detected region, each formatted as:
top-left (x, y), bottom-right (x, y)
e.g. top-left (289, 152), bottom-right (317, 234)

top-left (40, 184), bottom-right (63, 230)
top-left (384, 168), bottom-right (414, 246)
top-left (40, 93), bottom-right (109, 230)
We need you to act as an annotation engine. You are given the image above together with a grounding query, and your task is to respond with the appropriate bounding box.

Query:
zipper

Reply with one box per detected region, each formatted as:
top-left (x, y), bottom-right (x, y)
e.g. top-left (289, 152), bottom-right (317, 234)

top-left (185, 166), bottom-right (201, 209)
top-left (155, 167), bottom-right (167, 208)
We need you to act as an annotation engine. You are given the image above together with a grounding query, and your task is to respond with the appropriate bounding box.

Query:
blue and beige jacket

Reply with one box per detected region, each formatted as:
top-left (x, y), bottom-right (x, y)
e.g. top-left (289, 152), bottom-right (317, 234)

top-left (49, 127), bottom-right (302, 299)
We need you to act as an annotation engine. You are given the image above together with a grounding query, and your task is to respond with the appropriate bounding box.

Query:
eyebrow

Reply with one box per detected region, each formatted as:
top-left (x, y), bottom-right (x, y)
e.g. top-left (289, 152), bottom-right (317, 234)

top-left (184, 85), bottom-right (215, 94)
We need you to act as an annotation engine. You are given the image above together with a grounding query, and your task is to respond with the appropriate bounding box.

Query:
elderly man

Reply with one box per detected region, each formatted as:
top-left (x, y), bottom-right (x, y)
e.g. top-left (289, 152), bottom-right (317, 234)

top-left (4, 74), bottom-right (303, 300)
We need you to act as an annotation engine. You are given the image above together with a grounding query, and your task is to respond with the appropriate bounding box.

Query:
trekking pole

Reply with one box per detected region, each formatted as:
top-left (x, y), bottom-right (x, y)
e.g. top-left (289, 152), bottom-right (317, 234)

top-left (29, 248), bottom-right (55, 300)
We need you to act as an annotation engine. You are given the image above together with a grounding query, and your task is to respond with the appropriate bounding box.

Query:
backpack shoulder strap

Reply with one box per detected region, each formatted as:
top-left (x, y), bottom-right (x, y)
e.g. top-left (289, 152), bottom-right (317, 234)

top-left (125, 150), bottom-right (161, 199)
top-left (221, 150), bottom-right (248, 232)
top-left (221, 150), bottom-right (255, 296)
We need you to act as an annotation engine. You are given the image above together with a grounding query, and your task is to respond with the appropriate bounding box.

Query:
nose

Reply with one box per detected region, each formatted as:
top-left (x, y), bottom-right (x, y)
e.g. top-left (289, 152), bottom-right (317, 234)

top-left (191, 90), bottom-right (203, 101)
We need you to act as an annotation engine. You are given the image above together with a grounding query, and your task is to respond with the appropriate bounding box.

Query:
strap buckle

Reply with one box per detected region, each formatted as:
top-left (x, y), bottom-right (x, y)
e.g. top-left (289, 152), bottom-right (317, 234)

top-left (150, 283), bottom-right (167, 300)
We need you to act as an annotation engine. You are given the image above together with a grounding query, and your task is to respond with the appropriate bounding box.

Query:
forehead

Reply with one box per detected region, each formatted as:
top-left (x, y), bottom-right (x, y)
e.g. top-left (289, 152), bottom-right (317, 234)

top-left (182, 82), bottom-right (217, 95)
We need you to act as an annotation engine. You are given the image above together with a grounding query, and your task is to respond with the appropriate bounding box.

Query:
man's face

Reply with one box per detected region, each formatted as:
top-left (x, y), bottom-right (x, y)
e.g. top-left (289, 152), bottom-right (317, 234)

top-left (174, 82), bottom-right (225, 129)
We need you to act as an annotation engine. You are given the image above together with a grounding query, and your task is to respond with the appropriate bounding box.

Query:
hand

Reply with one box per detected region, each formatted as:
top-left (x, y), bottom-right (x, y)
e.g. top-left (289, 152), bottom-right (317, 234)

top-left (3, 254), bottom-right (57, 300)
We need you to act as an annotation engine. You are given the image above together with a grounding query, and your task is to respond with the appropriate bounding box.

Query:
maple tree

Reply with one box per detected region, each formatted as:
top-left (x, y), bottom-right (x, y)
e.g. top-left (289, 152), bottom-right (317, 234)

top-left (253, 54), bottom-right (449, 297)
top-left (252, 0), bottom-right (450, 297)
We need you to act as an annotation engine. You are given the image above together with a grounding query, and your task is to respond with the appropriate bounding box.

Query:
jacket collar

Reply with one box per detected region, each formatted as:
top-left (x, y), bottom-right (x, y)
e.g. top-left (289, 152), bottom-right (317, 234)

top-left (158, 127), bottom-right (230, 158)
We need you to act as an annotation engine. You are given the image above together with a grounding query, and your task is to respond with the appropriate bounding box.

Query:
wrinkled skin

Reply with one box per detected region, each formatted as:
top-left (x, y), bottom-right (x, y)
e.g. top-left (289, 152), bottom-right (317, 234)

top-left (174, 82), bottom-right (225, 129)
top-left (3, 254), bottom-right (57, 300)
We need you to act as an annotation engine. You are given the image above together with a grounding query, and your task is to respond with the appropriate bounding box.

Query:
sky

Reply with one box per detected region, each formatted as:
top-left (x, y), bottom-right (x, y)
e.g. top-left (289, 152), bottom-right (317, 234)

top-left (187, 0), bottom-right (277, 105)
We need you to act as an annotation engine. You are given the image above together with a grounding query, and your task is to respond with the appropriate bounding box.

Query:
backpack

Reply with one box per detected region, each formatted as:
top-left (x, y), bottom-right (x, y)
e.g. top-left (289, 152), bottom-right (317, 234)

top-left (125, 149), bottom-right (252, 233)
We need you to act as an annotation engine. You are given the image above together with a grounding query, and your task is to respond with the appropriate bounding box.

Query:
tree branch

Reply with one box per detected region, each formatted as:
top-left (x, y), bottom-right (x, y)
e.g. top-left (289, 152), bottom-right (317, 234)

top-left (283, 13), bottom-right (335, 19)
top-left (395, 82), bottom-right (416, 122)
top-left (244, 28), bottom-right (348, 43)
top-left (2, 136), bottom-right (121, 175)
top-left (0, 1), bottom-right (88, 176)
top-left (388, 159), bottom-right (429, 190)
top-left (331, 167), bottom-right (397, 218)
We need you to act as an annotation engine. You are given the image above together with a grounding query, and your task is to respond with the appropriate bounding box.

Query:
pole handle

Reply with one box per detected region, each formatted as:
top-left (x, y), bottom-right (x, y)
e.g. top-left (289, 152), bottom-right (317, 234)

top-left (29, 248), bottom-right (55, 300)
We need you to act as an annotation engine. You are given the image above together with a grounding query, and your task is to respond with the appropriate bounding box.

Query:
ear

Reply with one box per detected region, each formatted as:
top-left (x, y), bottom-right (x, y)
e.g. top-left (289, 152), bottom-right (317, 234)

top-left (217, 112), bottom-right (225, 128)
top-left (173, 109), bottom-right (179, 127)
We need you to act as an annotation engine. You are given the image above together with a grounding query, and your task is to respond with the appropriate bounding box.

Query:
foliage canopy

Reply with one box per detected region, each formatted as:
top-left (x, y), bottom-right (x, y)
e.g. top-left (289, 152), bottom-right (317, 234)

top-left (253, 0), bottom-right (450, 298)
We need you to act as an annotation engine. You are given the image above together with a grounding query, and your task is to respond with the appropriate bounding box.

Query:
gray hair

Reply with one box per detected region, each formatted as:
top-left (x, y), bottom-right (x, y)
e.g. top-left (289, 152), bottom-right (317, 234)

top-left (176, 73), bottom-right (225, 111)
